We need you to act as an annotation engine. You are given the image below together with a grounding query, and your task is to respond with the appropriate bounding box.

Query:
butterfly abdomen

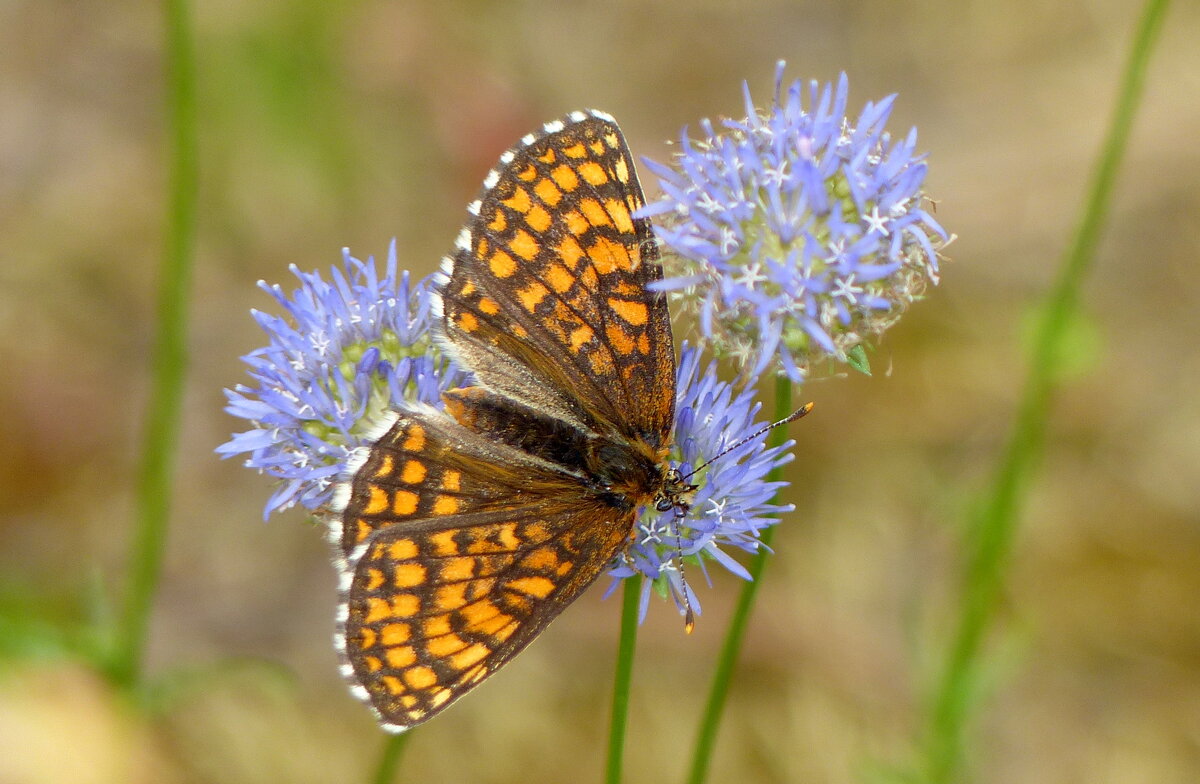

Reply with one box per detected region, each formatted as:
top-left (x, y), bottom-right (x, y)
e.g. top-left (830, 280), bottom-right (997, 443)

top-left (443, 386), bottom-right (594, 473)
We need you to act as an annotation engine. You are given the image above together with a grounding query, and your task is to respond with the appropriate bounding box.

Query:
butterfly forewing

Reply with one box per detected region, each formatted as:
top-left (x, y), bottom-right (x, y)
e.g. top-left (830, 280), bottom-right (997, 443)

top-left (439, 112), bottom-right (675, 444)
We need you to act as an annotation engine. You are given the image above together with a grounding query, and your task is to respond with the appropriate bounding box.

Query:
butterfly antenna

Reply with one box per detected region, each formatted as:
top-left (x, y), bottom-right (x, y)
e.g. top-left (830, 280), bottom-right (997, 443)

top-left (681, 402), bottom-right (814, 482)
top-left (673, 524), bottom-right (696, 634)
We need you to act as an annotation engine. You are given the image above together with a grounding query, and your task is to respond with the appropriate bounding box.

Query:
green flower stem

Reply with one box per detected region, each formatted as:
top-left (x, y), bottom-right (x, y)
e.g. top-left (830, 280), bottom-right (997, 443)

top-left (923, 1), bottom-right (1170, 780)
top-left (686, 373), bottom-right (793, 784)
top-left (111, 0), bottom-right (197, 688)
top-left (606, 576), bottom-right (642, 784)
top-left (371, 732), bottom-right (412, 784)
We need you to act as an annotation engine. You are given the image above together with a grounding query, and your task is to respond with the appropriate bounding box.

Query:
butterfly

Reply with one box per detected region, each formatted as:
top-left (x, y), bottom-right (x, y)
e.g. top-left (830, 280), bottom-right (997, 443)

top-left (327, 110), bottom-right (693, 732)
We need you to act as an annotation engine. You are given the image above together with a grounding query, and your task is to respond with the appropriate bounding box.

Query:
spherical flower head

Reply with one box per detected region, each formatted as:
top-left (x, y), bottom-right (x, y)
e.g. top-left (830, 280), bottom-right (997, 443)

top-left (217, 242), bottom-right (463, 519)
top-left (638, 62), bottom-right (949, 381)
top-left (606, 345), bottom-right (795, 623)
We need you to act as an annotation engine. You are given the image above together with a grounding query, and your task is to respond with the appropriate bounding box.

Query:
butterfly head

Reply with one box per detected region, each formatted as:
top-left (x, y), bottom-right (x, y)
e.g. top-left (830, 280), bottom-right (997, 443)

top-left (654, 465), bottom-right (698, 518)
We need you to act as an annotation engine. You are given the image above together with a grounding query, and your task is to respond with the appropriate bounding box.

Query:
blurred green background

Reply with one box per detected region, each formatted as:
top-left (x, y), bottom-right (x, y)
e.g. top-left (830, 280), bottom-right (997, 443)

top-left (2, 1), bottom-right (1198, 782)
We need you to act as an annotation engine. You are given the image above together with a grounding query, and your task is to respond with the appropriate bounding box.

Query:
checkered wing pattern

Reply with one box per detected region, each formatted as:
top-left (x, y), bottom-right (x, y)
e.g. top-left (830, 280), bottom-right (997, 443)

top-left (333, 111), bottom-right (679, 732)
top-left (335, 408), bottom-right (632, 730)
top-left (437, 110), bottom-right (675, 446)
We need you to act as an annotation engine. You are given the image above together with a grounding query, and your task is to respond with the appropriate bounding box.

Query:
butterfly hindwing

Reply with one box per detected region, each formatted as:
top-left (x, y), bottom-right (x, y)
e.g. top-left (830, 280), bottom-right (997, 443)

top-left (338, 503), bottom-right (634, 730)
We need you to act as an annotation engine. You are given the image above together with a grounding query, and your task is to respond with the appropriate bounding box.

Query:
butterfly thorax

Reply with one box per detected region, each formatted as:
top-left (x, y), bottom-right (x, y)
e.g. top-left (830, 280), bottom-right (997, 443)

top-left (587, 436), bottom-right (667, 510)
top-left (589, 436), bottom-right (695, 518)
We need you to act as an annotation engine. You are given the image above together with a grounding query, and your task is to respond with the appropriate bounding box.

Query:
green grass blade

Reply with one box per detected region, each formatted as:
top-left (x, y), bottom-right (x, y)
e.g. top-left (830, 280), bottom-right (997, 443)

top-left (371, 731), bottom-right (413, 784)
top-left (606, 576), bottom-right (642, 784)
top-left (922, 1), bottom-right (1171, 780)
top-left (111, 0), bottom-right (198, 688)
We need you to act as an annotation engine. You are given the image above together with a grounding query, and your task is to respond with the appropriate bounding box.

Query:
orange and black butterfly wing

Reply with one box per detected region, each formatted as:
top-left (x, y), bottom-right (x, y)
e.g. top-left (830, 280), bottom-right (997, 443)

top-left (338, 504), bottom-right (632, 730)
top-left (333, 404), bottom-right (634, 729)
top-left (435, 111), bottom-right (675, 447)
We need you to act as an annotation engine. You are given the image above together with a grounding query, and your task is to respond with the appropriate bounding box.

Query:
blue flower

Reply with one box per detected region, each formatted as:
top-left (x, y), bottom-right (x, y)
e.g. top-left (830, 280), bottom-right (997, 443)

top-left (217, 242), bottom-right (461, 519)
top-left (638, 62), bottom-right (949, 381)
top-left (606, 344), bottom-right (796, 623)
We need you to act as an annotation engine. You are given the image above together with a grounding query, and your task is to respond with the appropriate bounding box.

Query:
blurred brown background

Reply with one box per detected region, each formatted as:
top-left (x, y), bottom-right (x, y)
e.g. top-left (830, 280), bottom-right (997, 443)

top-left (2, 1), bottom-right (1198, 782)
